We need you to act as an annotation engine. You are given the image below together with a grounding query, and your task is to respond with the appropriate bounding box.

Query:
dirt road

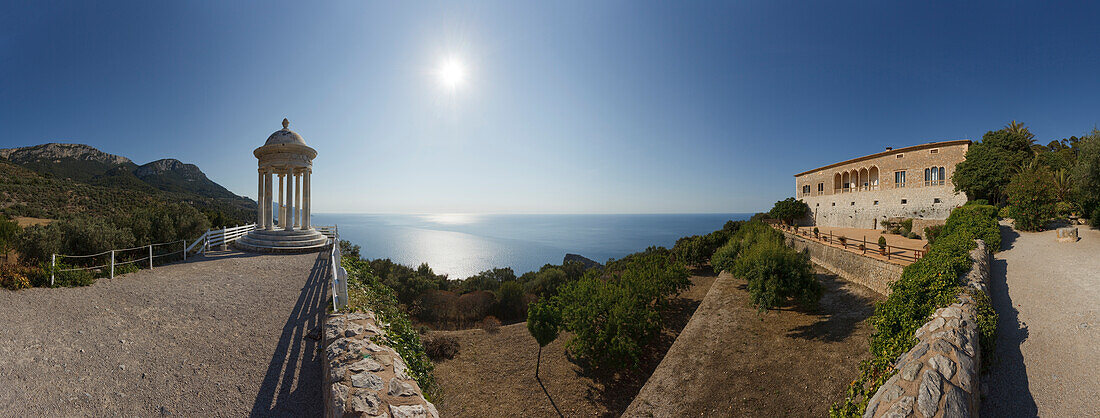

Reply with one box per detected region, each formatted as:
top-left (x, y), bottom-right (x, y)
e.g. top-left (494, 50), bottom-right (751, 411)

top-left (983, 223), bottom-right (1100, 417)
top-left (0, 251), bottom-right (328, 417)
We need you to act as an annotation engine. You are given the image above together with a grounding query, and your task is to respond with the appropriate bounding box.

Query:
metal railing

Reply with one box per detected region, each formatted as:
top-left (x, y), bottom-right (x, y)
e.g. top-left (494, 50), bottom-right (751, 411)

top-left (327, 225), bottom-right (348, 310)
top-left (775, 224), bottom-right (926, 263)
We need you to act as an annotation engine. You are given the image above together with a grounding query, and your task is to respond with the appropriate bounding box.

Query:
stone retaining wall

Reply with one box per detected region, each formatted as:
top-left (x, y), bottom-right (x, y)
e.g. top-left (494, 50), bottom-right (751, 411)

top-left (322, 311), bottom-right (438, 418)
top-left (782, 231), bottom-right (903, 295)
top-left (864, 240), bottom-right (990, 418)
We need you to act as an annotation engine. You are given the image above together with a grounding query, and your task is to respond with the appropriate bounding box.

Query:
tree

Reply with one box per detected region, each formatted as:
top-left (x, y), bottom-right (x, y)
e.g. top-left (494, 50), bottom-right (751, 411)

top-left (495, 280), bottom-right (527, 320)
top-left (527, 299), bottom-right (563, 417)
top-left (768, 197), bottom-right (810, 225)
top-left (1006, 165), bottom-right (1058, 231)
top-left (1070, 130), bottom-right (1100, 216)
top-left (953, 123), bottom-right (1036, 204)
top-left (0, 216), bottom-right (19, 262)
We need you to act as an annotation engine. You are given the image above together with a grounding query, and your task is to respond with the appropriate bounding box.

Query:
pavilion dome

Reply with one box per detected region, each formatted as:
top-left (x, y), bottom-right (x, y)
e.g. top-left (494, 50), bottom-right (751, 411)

top-left (264, 118), bottom-right (308, 146)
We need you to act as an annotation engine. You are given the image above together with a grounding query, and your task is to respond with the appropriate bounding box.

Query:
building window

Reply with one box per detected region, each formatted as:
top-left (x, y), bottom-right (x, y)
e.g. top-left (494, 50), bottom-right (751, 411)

top-left (934, 198), bottom-right (942, 204)
top-left (930, 149), bottom-right (939, 154)
top-left (925, 166), bottom-right (946, 186)
top-left (818, 183), bottom-right (824, 193)
top-left (901, 199), bottom-right (908, 204)
top-left (802, 185), bottom-right (811, 195)
top-left (832, 202), bottom-right (836, 206)
top-left (873, 200), bottom-right (879, 205)
top-left (894, 171), bottom-right (906, 187)
top-left (851, 202), bottom-right (855, 206)
top-left (896, 154), bottom-right (904, 159)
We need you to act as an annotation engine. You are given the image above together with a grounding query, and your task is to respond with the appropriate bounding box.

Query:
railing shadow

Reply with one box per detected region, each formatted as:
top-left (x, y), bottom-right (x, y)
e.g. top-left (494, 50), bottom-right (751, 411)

top-left (250, 252), bottom-right (330, 417)
top-left (982, 224), bottom-right (1036, 416)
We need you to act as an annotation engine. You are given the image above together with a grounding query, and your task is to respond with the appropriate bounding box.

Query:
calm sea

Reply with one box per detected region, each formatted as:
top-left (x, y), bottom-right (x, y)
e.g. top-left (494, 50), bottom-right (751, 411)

top-left (310, 213), bottom-right (751, 280)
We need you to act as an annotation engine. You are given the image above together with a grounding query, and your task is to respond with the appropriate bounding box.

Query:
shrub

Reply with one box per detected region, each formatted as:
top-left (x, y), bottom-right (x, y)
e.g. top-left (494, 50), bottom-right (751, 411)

top-left (1006, 165), bottom-right (1057, 231)
top-left (495, 281), bottom-right (527, 321)
top-left (478, 315), bottom-right (501, 333)
top-left (965, 199), bottom-right (989, 206)
top-left (1093, 206), bottom-right (1100, 228)
top-left (554, 247), bottom-right (689, 369)
top-left (906, 232), bottom-right (919, 239)
top-left (998, 205), bottom-right (1012, 219)
top-left (923, 225), bottom-right (944, 245)
top-left (769, 198), bottom-right (809, 225)
top-left (1054, 201), bottom-right (1078, 219)
top-left (0, 264), bottom-right (35, 290)
top-left (877, 236), bottom-right (887, 250)
top-left (732, 239), bottom-right (819, 311)
top-left (813, 227), bottom-right (819, 238)
top-left (424, 335), bottom-right (460, 360)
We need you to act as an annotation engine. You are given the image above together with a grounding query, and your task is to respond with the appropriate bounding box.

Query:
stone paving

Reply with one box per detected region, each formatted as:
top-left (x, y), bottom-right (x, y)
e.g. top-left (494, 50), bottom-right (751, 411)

top-left (982, 222), bottom-right (1100, 417)
top-left (0, 251), bottom-right (328, 417)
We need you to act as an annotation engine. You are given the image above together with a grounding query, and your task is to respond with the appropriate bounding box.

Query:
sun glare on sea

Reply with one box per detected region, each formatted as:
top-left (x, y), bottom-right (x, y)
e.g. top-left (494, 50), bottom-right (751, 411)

top-left (422, 213), bottom-right (479, 225)
top-left (436, 57), bottom-right (466, 90)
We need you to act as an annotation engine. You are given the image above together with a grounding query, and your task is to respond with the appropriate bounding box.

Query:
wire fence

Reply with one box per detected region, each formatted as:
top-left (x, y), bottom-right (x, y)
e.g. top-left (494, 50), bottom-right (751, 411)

top-left (50, 239), bottom-right (190, 286)
top-left (773, 223), bottom-right (927, 263)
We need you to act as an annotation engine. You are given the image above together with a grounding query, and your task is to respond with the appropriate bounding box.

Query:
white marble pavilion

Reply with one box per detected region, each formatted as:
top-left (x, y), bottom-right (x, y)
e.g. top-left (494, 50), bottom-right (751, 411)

top-left (235, 118), bottom-right (330, 252)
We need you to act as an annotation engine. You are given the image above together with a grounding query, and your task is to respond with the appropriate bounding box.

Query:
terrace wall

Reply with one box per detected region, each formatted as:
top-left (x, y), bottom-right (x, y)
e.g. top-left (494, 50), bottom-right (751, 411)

top-left (781, 230), bottom-right (903, 296)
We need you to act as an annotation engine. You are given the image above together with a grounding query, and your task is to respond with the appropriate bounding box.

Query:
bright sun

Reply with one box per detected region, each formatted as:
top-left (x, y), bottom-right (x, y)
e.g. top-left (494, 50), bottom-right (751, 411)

top-left (437, 58), bottom-right (466, 90)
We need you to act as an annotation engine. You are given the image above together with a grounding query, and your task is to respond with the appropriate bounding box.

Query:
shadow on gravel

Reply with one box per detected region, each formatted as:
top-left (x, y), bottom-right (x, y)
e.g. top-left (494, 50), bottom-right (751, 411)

top-left (786, 272), bottom-right (875, 342)
top-left (250, 251), bottom-right (330, 417)
top-left (983, 224), bottom-right (1038, 417)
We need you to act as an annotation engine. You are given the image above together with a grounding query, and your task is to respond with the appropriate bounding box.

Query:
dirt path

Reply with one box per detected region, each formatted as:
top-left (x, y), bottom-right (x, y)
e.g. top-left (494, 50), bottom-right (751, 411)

top-left (624, 268), bottom-right (881, 417)
top-left (983, 223), bottom-right (1100, 417)
top-left (0, 251), bottom-right (329, 417)
top-left (431, 272), bottom-right (718, 417)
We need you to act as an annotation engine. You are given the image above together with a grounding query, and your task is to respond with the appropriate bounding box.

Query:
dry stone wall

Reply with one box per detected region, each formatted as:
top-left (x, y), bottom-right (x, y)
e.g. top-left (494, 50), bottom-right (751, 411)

top-left (781, 231), bottom-right (903, 295)
top-left (864, 240), bottom-right (990, 418)
top-left (322, 311), bottom-right (438, 418)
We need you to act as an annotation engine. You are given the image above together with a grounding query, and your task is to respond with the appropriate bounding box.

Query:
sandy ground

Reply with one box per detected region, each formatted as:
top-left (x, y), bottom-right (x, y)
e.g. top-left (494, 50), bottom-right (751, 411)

top-left (623, 268), bottom-right (881, 417)
top-left (431, 272), bottom-right (718, 417)
top-left (789, 225), bottom-right (928, 265)
top-left (0, 251), bottom-right (329, 417)
top-left (12, 216), bottom-right (53, 227)
top-left (983, 222), bottom-right (1100, 417)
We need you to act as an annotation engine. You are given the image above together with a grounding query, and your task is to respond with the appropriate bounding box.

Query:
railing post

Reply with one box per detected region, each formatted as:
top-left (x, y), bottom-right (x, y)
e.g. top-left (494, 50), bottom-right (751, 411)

top-left (50, 254), bottom-right (56, 287)
top-left (110, 250), bottom-right (115, 279)
top-left (182, 240), bottom-right (186, 261)
top-left (149, 244), bottom-right (153, 269)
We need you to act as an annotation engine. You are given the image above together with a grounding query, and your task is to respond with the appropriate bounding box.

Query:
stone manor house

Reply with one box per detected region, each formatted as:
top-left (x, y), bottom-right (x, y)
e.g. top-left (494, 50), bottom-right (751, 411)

top-left (794, 140), bottom-right (970, 230)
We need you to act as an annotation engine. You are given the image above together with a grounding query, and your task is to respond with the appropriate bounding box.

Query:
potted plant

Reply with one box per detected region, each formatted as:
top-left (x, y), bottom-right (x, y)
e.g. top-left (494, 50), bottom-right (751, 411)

top-left (878, 236), bottom-right (888, 255)
top-left (813, 227), bottom-right (819, 239)
top-left (838, 236), bottom-right (847, 247)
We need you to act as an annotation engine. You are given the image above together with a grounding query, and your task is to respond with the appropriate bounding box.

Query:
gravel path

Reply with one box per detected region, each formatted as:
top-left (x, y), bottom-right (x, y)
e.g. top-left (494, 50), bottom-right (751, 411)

top-left (983, 223), bottom-right (1100, 417)
top-left (0, 251), bottom-right (329, 417)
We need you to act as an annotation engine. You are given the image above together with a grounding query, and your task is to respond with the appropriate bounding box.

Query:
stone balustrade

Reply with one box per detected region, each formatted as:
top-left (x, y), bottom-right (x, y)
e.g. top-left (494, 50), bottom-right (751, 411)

top-left (864, 240), bottom-right (989, 418)
top-left (322, 311), bottom-right (438, 418)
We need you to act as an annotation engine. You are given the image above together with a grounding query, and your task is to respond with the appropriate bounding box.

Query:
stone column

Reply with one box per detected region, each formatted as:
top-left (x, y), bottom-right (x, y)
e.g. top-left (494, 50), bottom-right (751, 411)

top-left (257, 169), bottom-right (265, 228)
top-left (303, 168), bottom-right (311, 229)
top-left (295, 170), bottom-right (302, 228)
top-left (265, 170), bottom-right (274, 230)
top-left (277, 171), bottom-right (286, 229)
top-left (285, 168), bottom-right (294, 231)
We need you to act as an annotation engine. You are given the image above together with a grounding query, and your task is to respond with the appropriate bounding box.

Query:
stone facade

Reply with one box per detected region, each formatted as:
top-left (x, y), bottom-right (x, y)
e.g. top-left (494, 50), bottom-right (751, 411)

top-left (322, 311), bottom-right (438, 418)
top-left (782, 231), bottom-right (902, 296)
top-left (794, 140), bottom-right (970, 229)
top-left (864, 240), bottom-right (990, 418)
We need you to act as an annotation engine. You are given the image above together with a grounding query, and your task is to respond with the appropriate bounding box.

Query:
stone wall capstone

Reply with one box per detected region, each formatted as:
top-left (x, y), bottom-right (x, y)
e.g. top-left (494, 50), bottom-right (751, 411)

top-left (864, 240), bottom-right (990, 418)
top-left (782, 231), bottom-right (903, 296)
top-left (322, 311), bottom-right (438, 418)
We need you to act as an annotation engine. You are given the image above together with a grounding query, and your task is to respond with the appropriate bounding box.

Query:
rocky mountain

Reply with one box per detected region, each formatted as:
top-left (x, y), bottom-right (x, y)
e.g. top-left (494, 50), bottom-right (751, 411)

top-left (134, 158), bottom-right (240, 199)
top-left (0, 143), bottom-right (132, 165)
top-left (0, 143), bottom-right (253, 225)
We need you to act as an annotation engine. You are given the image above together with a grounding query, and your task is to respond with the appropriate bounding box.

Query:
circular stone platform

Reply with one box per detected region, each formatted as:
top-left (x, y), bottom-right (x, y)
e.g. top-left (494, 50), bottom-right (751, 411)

top-left (234, 229), bottom-right (331, 253)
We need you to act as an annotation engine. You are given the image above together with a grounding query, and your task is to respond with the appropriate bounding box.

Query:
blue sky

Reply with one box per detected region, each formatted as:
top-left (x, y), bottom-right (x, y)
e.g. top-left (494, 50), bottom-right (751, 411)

top-left (2, 1), bottom-right (1099, 214)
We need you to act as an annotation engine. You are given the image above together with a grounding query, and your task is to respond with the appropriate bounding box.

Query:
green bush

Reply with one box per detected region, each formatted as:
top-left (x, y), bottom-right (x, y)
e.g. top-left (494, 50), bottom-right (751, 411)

top-left (877, 236), bottom-right (887, 250)
top-left (732, 239), bottom-right (819, 311)
top-left (671, 221), bottom-right (741, 266)
top-left (923, 225), bottom-right (944, 245)
top-left (998, 205), bottom-right (1012, 219)
top-left (769, 197), bottom-right (810, 225)
top-left (554, 247), bottom-right (689, 370)
top-left (964, 199), bottom-right (989, 206)
top-left (495, 281), bottom-right (527, 321)
top-left (1093, 206), bottom-right (1100, 228)
top-left (1006, 165), bottom-right (1057, 231)
top-left (831, 204), bottom-right (1000, 416)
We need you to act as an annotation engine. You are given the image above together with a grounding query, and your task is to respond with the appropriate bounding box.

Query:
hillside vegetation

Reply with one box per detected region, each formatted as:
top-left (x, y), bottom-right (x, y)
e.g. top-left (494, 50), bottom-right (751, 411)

top-left (0, 143), bottom-right (255, 290)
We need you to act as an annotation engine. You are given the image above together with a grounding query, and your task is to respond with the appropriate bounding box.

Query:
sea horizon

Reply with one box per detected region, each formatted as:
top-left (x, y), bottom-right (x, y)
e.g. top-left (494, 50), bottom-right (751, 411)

top-left (311, 212), bottom-right (753, 280)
